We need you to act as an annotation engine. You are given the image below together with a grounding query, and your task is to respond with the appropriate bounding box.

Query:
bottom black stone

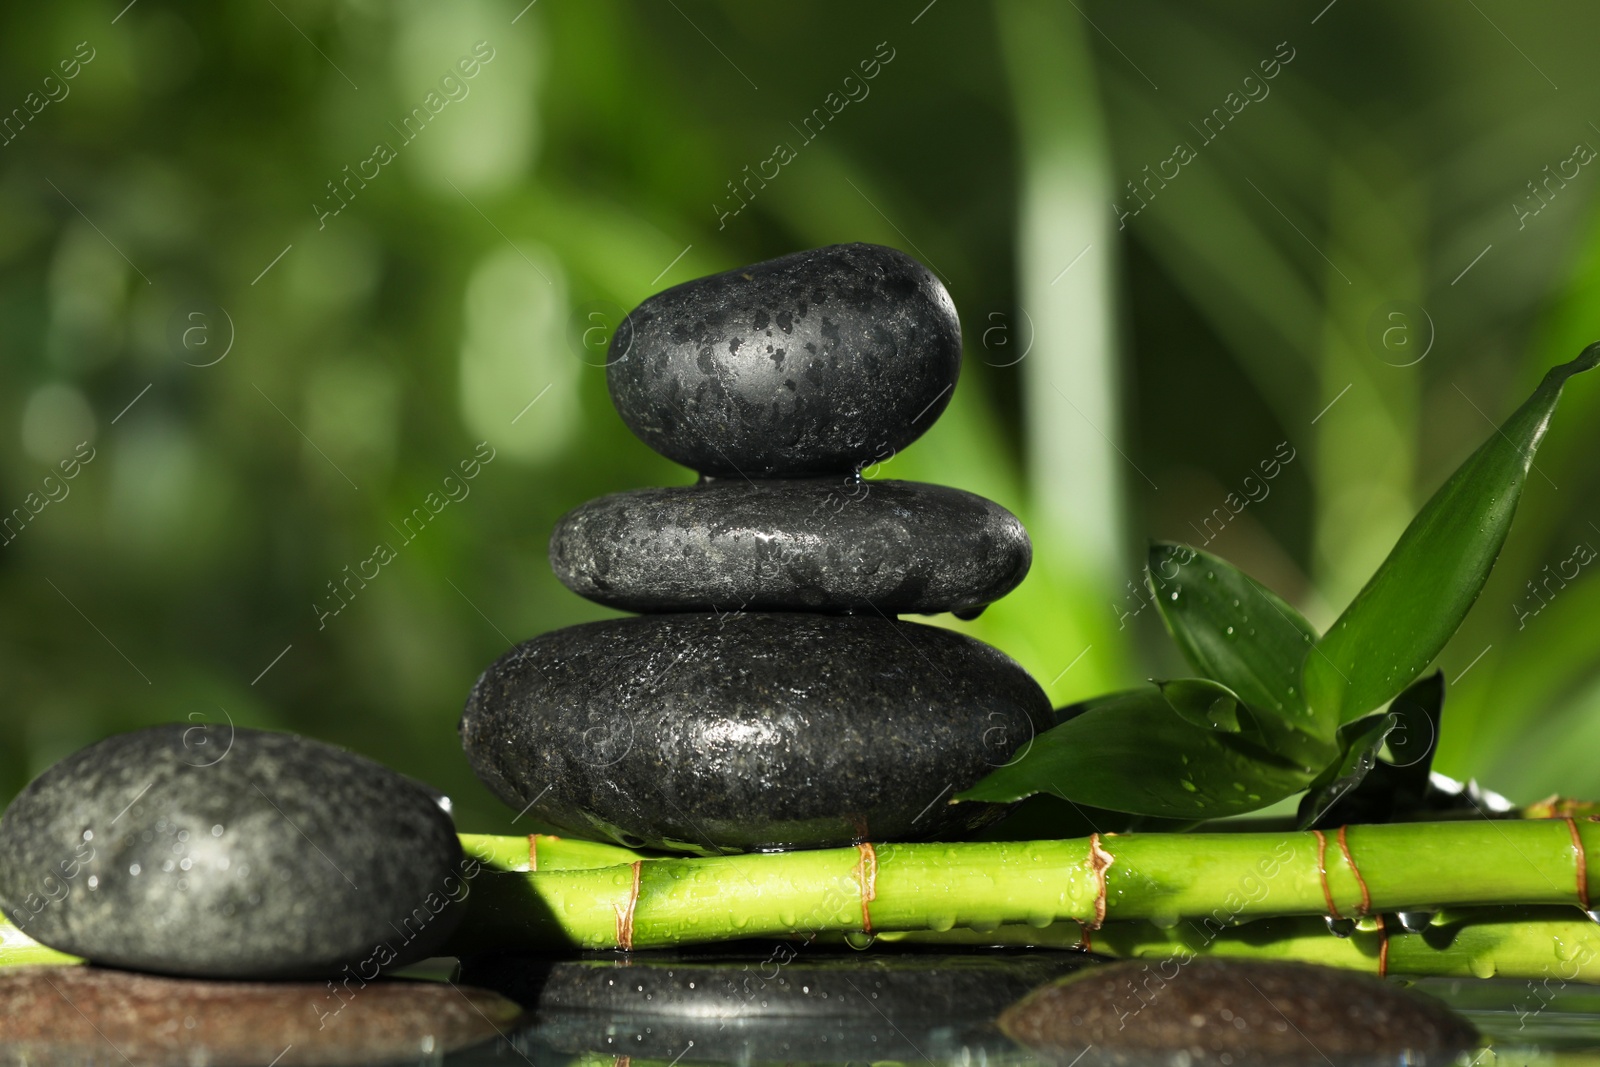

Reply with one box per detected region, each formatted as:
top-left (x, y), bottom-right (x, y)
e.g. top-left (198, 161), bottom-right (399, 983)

top-left (459, 613), bottom-right (1050, 853)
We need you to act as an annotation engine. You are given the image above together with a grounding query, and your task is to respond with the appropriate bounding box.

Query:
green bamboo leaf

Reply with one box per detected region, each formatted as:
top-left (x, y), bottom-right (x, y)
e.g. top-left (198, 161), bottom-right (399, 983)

top-left (1305, 346), bottom-right (1600, 725)
top-left (954, 687), bottom-right (1314, 819)
top-left (1381, 671), bottom-right (1444, 802)
top-left (1050, 691), bottom-right (1128, 728)
top-left (1157, 677), bottom-right (1314, 771)
top-left (1296, 672), bottom-right (1444, 829)
top-left (1295, 713), bottom-right (1389, 830)
top-left (1149, 543), bottom-right (1334, 763)
top-left (1158, 677), bottom-right (1248, 734)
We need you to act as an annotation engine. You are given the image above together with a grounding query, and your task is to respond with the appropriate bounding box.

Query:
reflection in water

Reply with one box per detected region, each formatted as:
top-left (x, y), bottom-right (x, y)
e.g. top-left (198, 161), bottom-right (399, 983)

top-left (441, 948), bottom-right (1517, 1067)
top-left (455, 947), bottom-right (1080, 1067)
top-left (474, 947), bottom-right (1087, 1065)
top-left (10, 949), bottom-right (1600, 1065)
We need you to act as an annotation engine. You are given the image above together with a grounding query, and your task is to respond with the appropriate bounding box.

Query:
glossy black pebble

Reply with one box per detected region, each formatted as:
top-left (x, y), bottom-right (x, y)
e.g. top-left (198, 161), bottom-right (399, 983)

top-left (468, 950), bottom-right (1090, 1064)
top-left (0, 725), bottom-right (466, 979)
top-left (607, 242), bottom-right (961, 477)
top-left (459, 613), bottom-right (1050, 853)
top-left (1000, 958), bottom-right (1478, 1065)
top-left (550, 477), bottom-right (1031, 616)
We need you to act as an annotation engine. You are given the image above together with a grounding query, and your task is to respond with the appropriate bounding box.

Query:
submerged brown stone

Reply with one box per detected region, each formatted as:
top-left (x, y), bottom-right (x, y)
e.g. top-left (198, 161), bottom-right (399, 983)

top-left (999, 958), bottom-right (1478, 1065)
top-left (0, 965), bottom-right (521, 1066)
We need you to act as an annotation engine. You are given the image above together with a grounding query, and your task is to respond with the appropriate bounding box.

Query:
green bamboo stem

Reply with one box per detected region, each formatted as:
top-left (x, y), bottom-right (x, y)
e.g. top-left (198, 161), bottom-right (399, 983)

top-left (0, 922), bottom-right (78, 967)
top-left (444, 821), bottom-right (1600, 953)
top-left (459, 832), bottom-right (645, 872)
top-left (874, 907), bottom-right (1600, 982)
top-left (8, 823), bottom-right (1600, 980)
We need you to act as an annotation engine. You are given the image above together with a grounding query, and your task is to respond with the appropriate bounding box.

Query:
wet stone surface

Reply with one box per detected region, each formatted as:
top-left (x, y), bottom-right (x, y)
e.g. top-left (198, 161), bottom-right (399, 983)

top-left (459, 612), bottom-right (1050, 853)
top-left (549, 477), bottom-right (1031, 616)
top-left (0, 965), bottom-right (519, 1066)
top-left (999, 958), bottom-right (1479, 1065)
top-left (465, 949), bottom-right (1089, 1065)
top-left (0, 725), bottom-right (465, 979)
top-left (607, 242), bottom-right (961, 477)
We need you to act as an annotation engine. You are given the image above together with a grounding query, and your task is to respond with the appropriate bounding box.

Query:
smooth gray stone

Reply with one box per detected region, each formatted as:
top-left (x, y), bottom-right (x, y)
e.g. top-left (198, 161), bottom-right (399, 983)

top-left (0, 726), bottom-right (466, 979)
top-left (459, 613), bottom-right (1049, 853)
top-left (549, 477), bottom-right (1031, 616)
top-left (606, 243), bottom-right (961, 477)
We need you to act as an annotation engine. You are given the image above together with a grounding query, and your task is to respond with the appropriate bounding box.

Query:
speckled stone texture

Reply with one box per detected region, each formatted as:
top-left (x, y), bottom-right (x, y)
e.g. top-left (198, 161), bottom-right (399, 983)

top-left (468, 950), bottom-right (1090, 1064)
top-left (459, 613), bottom-right (1050, 853)
top-left (0, 966), bottom-right (520, 1066)
top-left (999, 958), bottom-right (1478, 1065)
top-left (549, 477), bottom-right (1031, 616)
top-left (0, 725), bottom-right (466, 979)
top-left (606, 242), bottom-right (961, 477)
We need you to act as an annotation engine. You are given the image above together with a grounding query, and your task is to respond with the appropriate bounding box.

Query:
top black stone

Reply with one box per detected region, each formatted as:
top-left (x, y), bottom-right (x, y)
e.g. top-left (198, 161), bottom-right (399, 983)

top-left (606, 243), bottom-right (961, 477)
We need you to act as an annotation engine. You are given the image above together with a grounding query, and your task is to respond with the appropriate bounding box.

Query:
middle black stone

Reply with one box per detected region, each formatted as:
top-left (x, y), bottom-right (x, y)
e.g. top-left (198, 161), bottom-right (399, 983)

top-left (549, 477), bottom-right (1031, 616)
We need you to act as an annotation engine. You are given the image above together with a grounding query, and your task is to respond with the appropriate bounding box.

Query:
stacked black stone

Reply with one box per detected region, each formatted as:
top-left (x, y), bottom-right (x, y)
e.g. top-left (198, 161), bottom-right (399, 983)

top-left (460, 243), bottom-right (1050, 854)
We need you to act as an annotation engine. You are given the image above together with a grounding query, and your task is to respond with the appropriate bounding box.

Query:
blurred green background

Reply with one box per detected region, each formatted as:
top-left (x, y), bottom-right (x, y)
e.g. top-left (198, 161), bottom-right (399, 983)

top-left (3, 0), bottom-right (1600, 833)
